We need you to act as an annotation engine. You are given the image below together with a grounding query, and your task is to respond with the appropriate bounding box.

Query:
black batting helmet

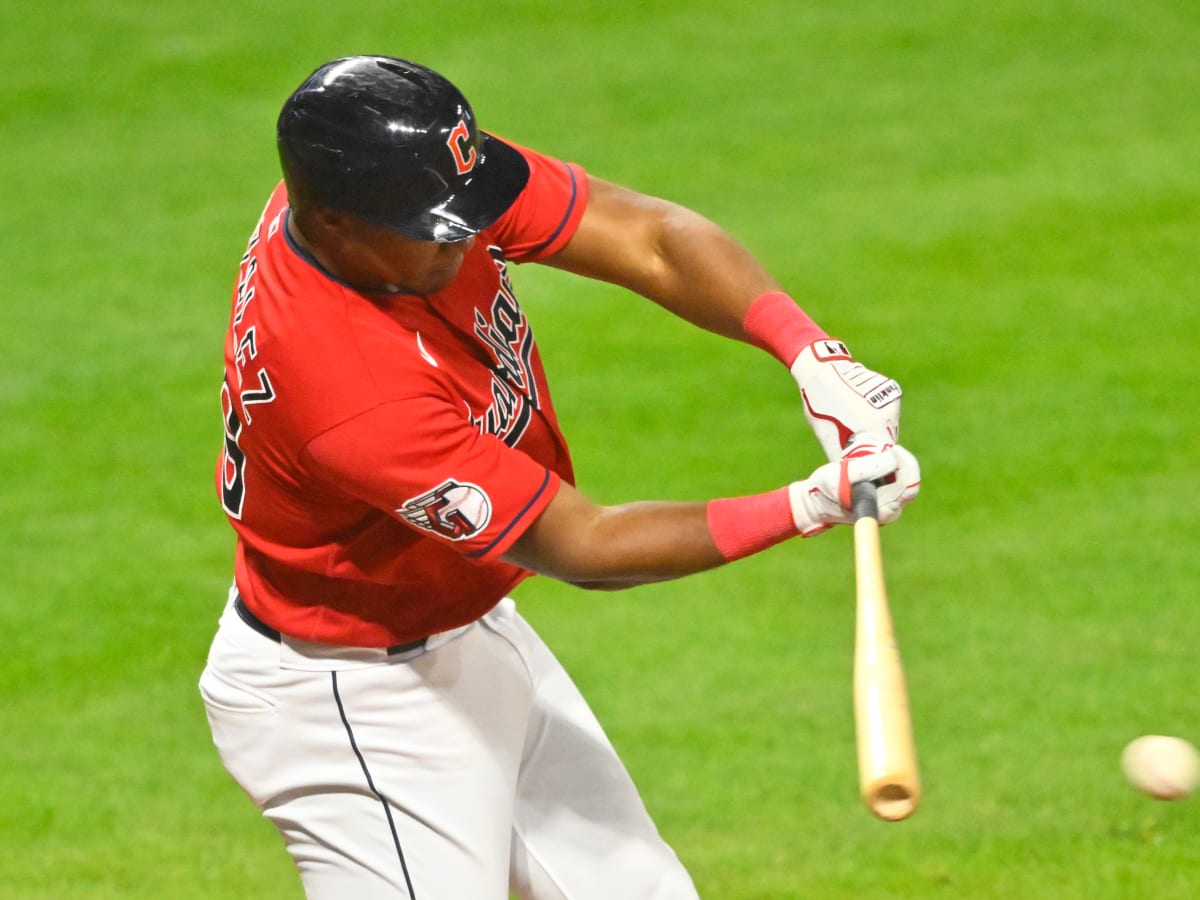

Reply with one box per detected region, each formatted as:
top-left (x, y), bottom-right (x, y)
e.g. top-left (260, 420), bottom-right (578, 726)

top-left (277, 56), bottom-right (530, 242)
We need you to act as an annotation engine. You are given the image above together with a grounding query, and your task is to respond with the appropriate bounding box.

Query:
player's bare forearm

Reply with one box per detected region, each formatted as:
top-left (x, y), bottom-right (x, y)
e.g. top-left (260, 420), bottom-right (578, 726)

top-left (545, 177), bottom-right (779, 341)
top-left (502, 480), bottom-right (726, 590)
top-left (502, 440), bottom-right (918, 591)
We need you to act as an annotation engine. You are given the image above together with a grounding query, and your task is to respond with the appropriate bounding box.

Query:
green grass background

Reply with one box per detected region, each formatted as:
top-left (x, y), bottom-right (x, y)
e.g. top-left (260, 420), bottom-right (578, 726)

top-left (3, 1), bottom-right (1199, 896)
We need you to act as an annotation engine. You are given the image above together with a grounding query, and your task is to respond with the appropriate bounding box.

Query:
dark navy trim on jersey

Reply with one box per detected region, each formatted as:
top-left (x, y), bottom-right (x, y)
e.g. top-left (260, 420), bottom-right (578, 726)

top-left (524, 162), bottom-right (580, 259)
top-left (467, 467), bottom-right (553, 559)
top-left (331, 672), bottom-right (418, 899)
top-left (284, 211), bottom-right (354, 288)
top-left (283, 210), bottom-right (423, 296)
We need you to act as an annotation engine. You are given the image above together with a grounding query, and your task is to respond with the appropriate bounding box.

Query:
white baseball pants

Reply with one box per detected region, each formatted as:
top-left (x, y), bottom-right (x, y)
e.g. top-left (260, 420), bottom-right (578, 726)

top-left (200, 588), bottom-right (700, 899)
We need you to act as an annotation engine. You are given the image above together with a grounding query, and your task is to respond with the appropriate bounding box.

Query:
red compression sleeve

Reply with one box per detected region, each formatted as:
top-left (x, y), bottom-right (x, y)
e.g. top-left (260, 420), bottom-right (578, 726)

top-left (742, 292), bottom-right (829, 367)
top-left (706, 487), bottom-right (798, 562)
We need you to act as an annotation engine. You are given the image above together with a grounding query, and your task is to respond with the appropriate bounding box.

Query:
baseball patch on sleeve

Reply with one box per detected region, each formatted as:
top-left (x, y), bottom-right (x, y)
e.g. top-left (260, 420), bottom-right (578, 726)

top-left (398, 479), bottom-right (493, 541)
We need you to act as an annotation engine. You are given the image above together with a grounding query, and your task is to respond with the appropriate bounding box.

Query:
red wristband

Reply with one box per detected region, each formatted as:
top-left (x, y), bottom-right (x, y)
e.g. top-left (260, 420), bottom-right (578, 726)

top-left (706, 487), bottom-right (798, 562)
top-left (742, 292), bottom-right (829, 367)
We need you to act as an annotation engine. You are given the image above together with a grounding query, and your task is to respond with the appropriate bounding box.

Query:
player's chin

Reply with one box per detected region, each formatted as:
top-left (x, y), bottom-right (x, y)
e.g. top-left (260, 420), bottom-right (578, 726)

top-left (424, 262), bottom-right (465, 295)
top-left (379, 269), bottom-right (459, 297)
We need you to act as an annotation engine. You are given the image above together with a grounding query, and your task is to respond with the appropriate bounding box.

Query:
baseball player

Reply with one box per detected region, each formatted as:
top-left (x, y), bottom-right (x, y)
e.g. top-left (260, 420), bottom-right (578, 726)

top-left (200, 55), bottom-right (919, 900)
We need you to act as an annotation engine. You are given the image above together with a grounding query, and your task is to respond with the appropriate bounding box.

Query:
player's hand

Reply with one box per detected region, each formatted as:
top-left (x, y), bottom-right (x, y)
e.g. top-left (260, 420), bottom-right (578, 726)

top-left (788, 433), bottom-right (920, 537)
top-left (790, 339), bottom-right (902, 461)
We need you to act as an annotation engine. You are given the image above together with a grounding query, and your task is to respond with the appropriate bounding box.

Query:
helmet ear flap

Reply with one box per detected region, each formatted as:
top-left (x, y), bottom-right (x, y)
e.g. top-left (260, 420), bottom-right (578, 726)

top-left (276, 56), bottom-right (529, 242)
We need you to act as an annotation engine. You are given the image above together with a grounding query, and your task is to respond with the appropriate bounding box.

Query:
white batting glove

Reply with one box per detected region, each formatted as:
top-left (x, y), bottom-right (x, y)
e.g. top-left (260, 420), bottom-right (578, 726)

top-left (788, 434), bottom-right (921, 537)
top-left (790, 339), bottom-right (903, 461)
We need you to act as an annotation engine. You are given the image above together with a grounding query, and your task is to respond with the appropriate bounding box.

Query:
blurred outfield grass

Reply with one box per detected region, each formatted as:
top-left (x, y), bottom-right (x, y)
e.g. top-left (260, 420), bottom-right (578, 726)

top-left (2, 1), bottom-right (1199, 897)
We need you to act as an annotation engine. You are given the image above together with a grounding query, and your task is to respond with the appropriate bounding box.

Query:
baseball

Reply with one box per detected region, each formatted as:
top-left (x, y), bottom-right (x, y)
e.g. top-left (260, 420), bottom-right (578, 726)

top-left (1120, 735), bottom-right (1200, 800)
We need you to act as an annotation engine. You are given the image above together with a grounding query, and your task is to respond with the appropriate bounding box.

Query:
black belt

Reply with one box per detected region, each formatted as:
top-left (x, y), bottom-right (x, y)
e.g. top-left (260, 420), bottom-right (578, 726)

top-left (234, 594), bottom-right (426, 655)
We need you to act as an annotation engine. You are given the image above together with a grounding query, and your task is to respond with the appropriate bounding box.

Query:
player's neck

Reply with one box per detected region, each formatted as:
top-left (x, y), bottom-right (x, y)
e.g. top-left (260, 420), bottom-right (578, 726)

top-left (286, 212), bottom-right (333, 274)
top-left (286, 211), bottom-right (376, 293)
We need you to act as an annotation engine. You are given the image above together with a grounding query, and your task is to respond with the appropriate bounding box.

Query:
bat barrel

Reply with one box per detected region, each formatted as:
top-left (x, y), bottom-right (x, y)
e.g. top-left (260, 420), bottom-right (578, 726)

top-left (852, 483), bottom-right (921, 822)
top-left (864, 779), bottom-right (920, 822)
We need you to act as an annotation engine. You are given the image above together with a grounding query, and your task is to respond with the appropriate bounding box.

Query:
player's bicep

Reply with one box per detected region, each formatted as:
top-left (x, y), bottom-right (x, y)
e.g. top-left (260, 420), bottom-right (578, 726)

top-left (500, 480), bottom-right (605, 583)
top-left (542, 177), bottom-right (675, 290)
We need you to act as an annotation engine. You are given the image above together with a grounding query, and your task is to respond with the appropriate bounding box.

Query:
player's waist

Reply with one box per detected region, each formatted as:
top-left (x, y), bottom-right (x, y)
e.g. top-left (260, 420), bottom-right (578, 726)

top-left (234, 592), bottom-right (427, 656)
top-left (234, 546), bottom-right (522, 646)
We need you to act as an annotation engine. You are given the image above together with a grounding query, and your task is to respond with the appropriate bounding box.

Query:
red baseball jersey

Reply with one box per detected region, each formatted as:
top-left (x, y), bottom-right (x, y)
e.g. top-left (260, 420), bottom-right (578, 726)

top-left (216, 144), bottom-right (588, 647)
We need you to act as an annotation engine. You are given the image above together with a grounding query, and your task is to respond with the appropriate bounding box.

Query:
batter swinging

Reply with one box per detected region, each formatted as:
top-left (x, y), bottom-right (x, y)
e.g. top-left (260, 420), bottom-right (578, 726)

top-left (200, 56), bottom-right (919, 899)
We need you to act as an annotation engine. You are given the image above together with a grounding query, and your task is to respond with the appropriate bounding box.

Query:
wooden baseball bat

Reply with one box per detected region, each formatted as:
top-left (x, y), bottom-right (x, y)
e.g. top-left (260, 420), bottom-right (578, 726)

top-left (852, 481), bottom-right (920, 821)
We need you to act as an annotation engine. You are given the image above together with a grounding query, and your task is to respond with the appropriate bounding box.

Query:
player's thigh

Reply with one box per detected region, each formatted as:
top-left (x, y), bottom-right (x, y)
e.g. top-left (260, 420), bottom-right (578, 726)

top-left (200, 608), bottom-right (288, 806)
top-left (204, 611), bottom-right (537, 899)
top-left (285, 633), bottom-right (534, 898)
top-left (503, 609), bottom-right (699, 900)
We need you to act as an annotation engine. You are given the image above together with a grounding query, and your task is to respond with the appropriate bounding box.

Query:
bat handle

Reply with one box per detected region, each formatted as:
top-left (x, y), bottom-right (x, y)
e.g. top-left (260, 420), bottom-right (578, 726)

top-left (851, 480), bottom-right (879, 522)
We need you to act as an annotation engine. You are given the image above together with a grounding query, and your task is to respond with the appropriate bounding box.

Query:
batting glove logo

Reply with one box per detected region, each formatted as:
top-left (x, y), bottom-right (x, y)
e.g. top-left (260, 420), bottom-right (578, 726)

top-left (399, 479), bottom-right (492, 541)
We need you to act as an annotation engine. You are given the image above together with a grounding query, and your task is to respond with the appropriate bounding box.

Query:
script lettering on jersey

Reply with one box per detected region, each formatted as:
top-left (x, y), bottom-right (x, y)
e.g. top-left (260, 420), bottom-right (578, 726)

top-left (468, 247), bottom-right (539, 447)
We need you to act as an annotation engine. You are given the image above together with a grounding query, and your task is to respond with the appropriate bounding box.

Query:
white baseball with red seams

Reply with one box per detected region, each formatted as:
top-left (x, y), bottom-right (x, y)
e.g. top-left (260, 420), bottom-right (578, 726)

top-left (1120, 735), bottom-right (1200, 800)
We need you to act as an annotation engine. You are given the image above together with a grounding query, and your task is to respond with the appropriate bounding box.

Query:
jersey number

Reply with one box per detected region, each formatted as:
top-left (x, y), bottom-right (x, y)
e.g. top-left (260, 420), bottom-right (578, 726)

top-left (220, 379), bottom-right (247, 519)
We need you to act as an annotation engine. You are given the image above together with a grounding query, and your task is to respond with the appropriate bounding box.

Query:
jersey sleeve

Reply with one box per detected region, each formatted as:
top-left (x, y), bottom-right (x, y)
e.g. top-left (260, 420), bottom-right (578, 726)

top-left (487, 139), bottom-right (589, 263)
top-left (299, 392), bottom-right (560, 560)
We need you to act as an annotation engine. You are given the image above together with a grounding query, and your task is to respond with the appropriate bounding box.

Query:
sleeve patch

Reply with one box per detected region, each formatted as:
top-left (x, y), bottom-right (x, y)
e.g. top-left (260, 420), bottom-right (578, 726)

top-left (398, 479), bottom-right (493, 541)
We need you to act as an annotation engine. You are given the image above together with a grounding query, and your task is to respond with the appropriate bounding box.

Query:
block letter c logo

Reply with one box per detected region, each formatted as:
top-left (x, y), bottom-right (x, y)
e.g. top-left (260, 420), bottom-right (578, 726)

top-left (447, 119), bottom-right (478, 175)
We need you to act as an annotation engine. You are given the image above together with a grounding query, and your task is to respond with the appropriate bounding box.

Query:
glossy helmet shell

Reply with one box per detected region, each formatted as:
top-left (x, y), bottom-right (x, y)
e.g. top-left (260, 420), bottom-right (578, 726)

top-left (277, 56), bottom-right (530, 242)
